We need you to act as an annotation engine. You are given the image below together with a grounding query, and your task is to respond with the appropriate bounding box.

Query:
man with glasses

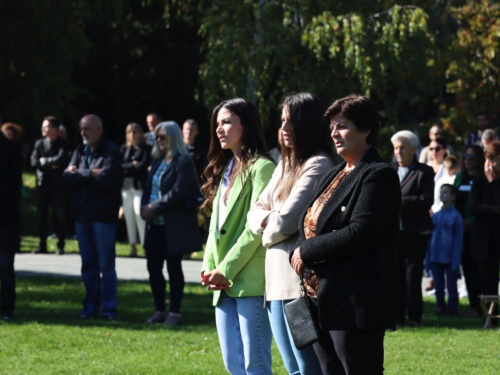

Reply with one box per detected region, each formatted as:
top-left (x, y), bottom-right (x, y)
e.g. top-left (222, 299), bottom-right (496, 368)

top-left (30, 116), bottom-right (70, 255)
top-left (64, 114), bottom-right (122, 320)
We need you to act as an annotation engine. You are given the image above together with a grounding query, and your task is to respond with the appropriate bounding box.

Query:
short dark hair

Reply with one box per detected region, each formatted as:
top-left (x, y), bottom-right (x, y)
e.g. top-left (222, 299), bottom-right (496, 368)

top-left (441, 183), bottom-right (457, 196)
top-left (323, 94), bottom-right (380, 145)
top-left (183, 119), bottom-right (198, 128)
top-left (147, 113), bottom-right (162, 120)
top-left (0, 111), bottom-right (3, 124)
top-left (43, 116), bottom-right (60, 129)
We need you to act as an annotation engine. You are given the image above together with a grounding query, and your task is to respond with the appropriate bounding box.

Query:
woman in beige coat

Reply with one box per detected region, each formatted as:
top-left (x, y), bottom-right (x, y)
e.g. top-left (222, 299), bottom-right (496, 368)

top-left (248, 92), bottom-right (336, 375)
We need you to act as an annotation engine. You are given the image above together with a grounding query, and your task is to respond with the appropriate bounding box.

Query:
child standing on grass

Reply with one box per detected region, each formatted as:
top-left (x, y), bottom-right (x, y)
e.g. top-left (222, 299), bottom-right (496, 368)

top-left (425, 184), bottom-right (463, 315)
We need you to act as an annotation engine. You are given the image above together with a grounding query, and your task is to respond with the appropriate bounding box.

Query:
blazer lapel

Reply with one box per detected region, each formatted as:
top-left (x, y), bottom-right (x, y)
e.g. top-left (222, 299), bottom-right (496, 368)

top-left (399, 161), bottom-right (418, 190)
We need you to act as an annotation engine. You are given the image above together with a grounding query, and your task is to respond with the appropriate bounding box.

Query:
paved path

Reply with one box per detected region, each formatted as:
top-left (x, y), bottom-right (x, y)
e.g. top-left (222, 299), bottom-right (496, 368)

top-left (15, 253), bottom-right (203, 283)
top-left (14, 253), bottom-right (500, 294)
top-left (16, 253), bottom-right (441, 293)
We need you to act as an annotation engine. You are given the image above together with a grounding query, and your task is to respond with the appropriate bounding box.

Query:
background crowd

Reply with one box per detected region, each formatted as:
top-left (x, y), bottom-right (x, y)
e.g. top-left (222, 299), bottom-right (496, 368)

top-left (1, 96), bottom-right (500, 372)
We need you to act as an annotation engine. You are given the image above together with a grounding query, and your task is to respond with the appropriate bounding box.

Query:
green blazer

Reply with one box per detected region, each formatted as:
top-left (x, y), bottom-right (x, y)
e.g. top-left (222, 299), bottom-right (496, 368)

top-left (201, 157), bottom-right (275, 306)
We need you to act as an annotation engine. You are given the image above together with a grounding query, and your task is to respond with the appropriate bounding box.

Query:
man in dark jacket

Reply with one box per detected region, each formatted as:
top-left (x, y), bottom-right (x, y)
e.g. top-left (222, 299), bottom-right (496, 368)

top-left (64, 114), bottom-right (122, 320)
top-left (392, 130), bottom-right (434, 327)
top-left (31, 116), bottom-right (70, 254)
top-left (182, 119), bottom-right (208, 181)
top-left (0, 131), bottom-right (23, 320)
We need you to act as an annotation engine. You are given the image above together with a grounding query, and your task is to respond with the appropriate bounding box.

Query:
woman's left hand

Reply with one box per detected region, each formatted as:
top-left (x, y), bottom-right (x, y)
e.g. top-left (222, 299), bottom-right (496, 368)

top-left (291, 247), bottom-right (304, 276)
top-left (141, 204), bottom-right (154, 221)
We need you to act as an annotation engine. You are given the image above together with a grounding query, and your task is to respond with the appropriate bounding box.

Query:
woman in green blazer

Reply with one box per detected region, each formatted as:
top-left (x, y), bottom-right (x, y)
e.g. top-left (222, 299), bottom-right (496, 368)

top-left (201, 98), bottom-right (275, 375)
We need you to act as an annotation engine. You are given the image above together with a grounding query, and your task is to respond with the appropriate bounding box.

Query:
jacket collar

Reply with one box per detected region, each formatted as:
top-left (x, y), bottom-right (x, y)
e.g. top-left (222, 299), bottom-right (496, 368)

top-left (309, 146), bottom-right (382, 229)
top-left (213, 159), bottom-right (251, 232)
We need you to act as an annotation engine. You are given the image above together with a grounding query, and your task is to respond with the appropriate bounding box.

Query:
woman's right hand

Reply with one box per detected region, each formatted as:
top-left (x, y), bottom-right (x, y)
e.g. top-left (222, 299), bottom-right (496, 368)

top-left (202, 270), bottom-right (229, 290)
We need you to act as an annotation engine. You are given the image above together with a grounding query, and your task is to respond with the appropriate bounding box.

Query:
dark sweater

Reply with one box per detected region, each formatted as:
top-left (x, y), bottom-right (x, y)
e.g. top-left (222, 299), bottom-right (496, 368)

top-left (0, 132), bottom-right (23, 228)
top-left (64, 136), bottom-right (122, 223)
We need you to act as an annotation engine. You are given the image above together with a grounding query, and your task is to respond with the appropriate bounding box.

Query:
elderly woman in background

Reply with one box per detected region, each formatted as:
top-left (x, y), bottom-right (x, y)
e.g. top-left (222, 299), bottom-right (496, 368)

top-left (141, 121), bottom-right (202, 325)
top-left (121, 122), bottom-right (151, 257)
top-left (469, 141), bottom-right (500, 326)
top-left (290, 95), bottom-right (401, 374)
top-left (391, 130), bottom-right (434, 327)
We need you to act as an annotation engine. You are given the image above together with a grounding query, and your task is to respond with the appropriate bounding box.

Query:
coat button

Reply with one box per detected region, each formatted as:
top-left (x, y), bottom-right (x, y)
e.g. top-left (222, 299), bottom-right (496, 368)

top-left (220, 229), bottom-right (226, 235)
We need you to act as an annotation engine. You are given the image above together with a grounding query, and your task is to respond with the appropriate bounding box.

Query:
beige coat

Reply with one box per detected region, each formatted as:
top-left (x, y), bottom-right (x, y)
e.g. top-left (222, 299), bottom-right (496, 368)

top-left (247, 154), bottom-right (335, 301)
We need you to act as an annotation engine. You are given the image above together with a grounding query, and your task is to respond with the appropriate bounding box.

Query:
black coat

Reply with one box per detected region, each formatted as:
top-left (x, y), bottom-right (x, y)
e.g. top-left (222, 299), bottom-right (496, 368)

top-left (142, 154), bottom-right (202, 256)
top-left (30, 137), bottom-right (70, 187)
top-left (120, 144), bottom-right (151, 190)
top-left (295, 147), bottom-right (401, 331)
top-left (64, 136), bottom-right (122, 223)
top-left (393, 159), bottom-right (434, 233)
top-left (469, 174), bottom-right (500, 261)
top-left (0, 132), bottom-right (23, 228)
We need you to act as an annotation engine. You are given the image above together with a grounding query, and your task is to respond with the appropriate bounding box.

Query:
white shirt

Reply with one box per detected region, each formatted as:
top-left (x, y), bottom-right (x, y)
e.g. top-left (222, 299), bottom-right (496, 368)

top-left (218, 158), bottom-right (234, 237)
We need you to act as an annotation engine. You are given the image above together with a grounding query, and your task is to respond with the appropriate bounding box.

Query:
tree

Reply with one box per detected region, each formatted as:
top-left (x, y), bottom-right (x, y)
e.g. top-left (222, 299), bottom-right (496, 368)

top-left (445, 1), bottom-right (500, 137)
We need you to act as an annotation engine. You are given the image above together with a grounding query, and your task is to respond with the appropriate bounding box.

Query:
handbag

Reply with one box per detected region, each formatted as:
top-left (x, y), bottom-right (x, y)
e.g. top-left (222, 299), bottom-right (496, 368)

top-left (284, 281), bottom-right (320, 350)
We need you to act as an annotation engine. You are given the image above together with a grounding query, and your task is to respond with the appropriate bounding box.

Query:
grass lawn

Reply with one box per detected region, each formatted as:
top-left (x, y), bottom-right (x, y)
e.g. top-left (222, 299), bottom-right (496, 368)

top-left (1, 277), bottom-right (499, 374)
top-left (12, 173), bottom-right (500, 374)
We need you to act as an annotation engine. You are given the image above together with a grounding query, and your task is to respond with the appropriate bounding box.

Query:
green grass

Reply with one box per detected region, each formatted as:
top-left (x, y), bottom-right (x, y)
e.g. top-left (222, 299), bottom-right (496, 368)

top-left (13, 172), bottom-right (500, 374)
top-left (2, 278), bottom-right (499, 374)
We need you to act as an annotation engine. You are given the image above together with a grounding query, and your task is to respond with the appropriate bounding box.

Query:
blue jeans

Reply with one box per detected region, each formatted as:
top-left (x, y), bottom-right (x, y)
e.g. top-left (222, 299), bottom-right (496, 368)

top-left (75, 221), bottom-right (117, 318)
top-left (430, 262), bottom-right (458, 311)
top-left (215, 292), bottom-right (272, 375)
top-left (268, 300), bottom-right (322, 375)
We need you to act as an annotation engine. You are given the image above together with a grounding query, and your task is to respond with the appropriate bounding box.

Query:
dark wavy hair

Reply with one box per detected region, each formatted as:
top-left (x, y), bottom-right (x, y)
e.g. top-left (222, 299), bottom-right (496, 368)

top-left (276, 92), bottom-right (336, 202)
top-left (200, 98), bottom-right (269, 215)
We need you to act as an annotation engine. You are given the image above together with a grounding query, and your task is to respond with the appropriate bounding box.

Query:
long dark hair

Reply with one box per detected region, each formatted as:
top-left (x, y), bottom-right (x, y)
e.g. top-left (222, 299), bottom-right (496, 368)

top-left (200, 98), bottom-right (269, 215)
top-left (276, 92), bottom-right (336, 202)
top-left (462, 144), bottom-right (484, 175)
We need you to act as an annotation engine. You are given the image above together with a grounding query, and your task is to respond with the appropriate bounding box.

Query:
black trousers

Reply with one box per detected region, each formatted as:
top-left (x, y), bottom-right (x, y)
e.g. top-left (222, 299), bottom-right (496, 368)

top-left (308, 297), bottom-right (385, 375)
top-left (146, 223), bottom-right (185, 313)
top-left (398, 231), bottom-right (429, 325)
top-left (0, 225), bottom-right (18, 316)
top-left (476, 239), bottom-right (500, 319)
top-left (461, 235), bottom-right (481, 310)
top-left (36, 185), bottom-right (67, 249)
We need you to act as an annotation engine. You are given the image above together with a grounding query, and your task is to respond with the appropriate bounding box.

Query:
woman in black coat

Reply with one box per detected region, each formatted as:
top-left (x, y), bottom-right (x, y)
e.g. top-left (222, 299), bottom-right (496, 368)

top-left (121, 122), bottom-right (151, 257)
top-left (290, 95), bottom-right (401, 374)
top-left (469, 141), bottom-right (500, 326)
top-left (140, 121), bottom-right (202, 325)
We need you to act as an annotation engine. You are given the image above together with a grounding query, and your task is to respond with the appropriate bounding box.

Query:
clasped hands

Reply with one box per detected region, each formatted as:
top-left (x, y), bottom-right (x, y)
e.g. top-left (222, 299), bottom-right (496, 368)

top-left (485, 160), bottom-right (499, 183)
top-left (201, 269), bottom-right (230, 291)
top-left (140, 204), bottom-right (154, 222)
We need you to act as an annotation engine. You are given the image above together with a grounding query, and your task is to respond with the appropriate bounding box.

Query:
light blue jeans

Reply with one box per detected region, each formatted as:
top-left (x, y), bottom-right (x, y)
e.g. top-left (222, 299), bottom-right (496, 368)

top-left (215, 292), bottom-right (273, 375)
top-left (267, 300), bottom-right (322, 375)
